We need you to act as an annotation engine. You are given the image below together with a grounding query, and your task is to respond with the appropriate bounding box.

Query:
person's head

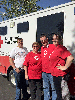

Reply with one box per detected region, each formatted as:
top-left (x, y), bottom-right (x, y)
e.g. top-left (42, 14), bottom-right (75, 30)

top-left (51, 33), bottom-right (63, 46)
top-left (40, 33), bottom-right (48, 47)
top-left (17, 38), bottom-right (23, 48)
top-left (32, 42), bottom-right (40, 53)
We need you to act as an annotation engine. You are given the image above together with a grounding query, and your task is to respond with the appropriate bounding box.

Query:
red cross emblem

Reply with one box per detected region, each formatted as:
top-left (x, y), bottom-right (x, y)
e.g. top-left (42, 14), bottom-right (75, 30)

top-left (0, 36), bottom-right (3, 48)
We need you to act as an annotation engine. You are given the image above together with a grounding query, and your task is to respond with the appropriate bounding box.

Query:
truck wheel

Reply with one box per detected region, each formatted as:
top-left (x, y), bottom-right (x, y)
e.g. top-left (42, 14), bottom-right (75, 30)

top-left (9, 70), bottom-right (16, 88)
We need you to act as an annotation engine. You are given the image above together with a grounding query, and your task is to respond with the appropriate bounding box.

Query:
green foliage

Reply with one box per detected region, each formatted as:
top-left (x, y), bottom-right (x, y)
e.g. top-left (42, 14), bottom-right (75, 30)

top-left (0, 0), bottom-right (41, 20)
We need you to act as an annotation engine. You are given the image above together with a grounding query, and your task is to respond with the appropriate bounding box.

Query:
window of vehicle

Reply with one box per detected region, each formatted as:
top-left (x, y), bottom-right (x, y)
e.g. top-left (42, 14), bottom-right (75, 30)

top-left (0, 26), bottom-right (7, 35)
top-left (17, 21), bottom-right (29, 33)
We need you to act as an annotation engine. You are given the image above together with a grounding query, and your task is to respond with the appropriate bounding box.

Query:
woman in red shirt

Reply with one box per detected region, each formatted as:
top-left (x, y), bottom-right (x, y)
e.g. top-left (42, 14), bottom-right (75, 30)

top-left (23, 42), bottom-right (42, 100)
top-left (49, 33), bottom-right (74, 100)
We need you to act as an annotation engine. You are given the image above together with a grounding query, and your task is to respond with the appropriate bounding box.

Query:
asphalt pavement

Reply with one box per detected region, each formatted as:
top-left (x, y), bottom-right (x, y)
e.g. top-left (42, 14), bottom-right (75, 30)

top-left (0, 74), bottom-right (16, 100)
top-left (0, 74), bottom-right (32, 100)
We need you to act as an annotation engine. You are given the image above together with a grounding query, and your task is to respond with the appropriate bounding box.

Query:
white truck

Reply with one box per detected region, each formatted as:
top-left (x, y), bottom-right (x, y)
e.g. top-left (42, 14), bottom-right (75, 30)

top-left (0, 1), bottom-right (75, 96)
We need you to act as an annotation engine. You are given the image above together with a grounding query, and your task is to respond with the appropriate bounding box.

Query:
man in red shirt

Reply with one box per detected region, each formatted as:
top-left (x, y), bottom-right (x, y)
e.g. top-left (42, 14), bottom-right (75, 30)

top-left (40, 34), bottom-right (57, 100)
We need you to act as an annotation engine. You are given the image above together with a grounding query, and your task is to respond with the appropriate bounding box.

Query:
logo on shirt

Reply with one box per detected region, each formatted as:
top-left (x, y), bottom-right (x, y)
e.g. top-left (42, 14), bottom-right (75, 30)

top-left (44, 50), bottom-right (47, 57)
top-left (34, 56), bottom-right (39, 60)
top-left (15, 52), bottom-right (25, 58)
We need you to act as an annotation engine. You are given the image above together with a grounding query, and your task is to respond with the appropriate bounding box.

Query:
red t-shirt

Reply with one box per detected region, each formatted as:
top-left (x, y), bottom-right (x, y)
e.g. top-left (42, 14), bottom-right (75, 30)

top-left (49, 45), bottom-right (72, 77)
top-left (41, 44), bottom-right (55, 73)
top-left (23, 51), bottom-right (42, 79)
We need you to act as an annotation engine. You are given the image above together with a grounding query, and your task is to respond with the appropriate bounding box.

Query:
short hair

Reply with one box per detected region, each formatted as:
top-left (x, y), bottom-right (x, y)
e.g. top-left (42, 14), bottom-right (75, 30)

top-left (17, 38), bottom-right (23, 41)
top-left (32, 42), bottom-right (40, 48)
top-left (17, 38), bottom-right (23, 42)
top-left (40, 33), bottom-right (47, 38)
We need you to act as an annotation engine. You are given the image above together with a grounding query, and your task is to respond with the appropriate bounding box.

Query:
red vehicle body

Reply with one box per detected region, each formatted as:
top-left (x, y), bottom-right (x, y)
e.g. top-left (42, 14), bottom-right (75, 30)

top-left (0, 56), bottom-right (10, 75)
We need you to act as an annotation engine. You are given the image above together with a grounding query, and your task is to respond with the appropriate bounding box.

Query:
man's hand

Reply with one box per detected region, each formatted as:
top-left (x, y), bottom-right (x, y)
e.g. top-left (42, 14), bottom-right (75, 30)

top-left (15, 68), bottom-right (21, 73)
top-left (25, 74), bottom-right (28, 80)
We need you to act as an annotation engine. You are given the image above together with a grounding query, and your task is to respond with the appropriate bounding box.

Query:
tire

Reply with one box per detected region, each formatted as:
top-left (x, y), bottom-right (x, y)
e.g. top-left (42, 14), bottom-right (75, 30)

top-left (9, 70), bottom-right (16, 88)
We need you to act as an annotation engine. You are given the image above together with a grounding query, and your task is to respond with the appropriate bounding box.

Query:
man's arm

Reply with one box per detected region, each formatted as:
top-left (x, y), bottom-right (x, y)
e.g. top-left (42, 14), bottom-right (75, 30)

top-left (9, 57), bottom-right (15, 69)
top-left (56, 55), bottom-right (74, 70)
top-left (9, 57), bottom-right (20, 73)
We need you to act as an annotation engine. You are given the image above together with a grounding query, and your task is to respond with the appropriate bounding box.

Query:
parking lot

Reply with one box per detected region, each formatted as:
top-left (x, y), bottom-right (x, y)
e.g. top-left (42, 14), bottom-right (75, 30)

top-left (0, 74), bottom-right (16, 100)
top-left (0, 74), bottom-right (32, 100)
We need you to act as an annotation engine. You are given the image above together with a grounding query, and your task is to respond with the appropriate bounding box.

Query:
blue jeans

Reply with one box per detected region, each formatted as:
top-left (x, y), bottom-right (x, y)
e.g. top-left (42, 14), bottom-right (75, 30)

top-left (13, 69), bottom-right (27, 100)
top-left (42, 72), bottom-right (57, 100)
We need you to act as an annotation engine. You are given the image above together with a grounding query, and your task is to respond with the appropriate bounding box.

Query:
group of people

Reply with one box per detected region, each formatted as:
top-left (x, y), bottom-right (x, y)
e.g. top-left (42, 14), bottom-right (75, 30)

top-left (9, 33), bottom-right (74, 100)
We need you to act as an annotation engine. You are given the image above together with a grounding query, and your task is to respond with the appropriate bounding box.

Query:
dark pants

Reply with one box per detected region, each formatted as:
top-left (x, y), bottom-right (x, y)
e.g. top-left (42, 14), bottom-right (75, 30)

top-left (53, 73), bottom-right (70, 100)
top-left (53, 76), bottom-right (62, 100)
top-left (28, 79), bottom-right (42, 100)
top-left (13, 69), bottom-right (28, 100)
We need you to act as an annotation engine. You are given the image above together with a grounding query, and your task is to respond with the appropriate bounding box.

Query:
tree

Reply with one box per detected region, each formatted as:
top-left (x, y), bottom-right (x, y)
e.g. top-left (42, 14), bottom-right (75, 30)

top-left (0, 0), bottom-right (41, 20)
